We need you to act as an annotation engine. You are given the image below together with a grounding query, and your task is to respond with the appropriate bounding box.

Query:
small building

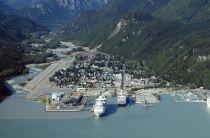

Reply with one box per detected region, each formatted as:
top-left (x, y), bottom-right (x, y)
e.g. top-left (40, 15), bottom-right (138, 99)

top-left (76, 87), bottom-right (86, 92)
top-left (139, 78), bottom-right (150, 85)
top-left (70, 93), bottom-right (83, 106)
top-left (46, 49), bottom-right (53, 54)
top-left (64, 93), bottom-right (83, 106)
top-left (114, 73), bottom-right (131, 87)
top-left (52, 92), bottom-right (64, 102)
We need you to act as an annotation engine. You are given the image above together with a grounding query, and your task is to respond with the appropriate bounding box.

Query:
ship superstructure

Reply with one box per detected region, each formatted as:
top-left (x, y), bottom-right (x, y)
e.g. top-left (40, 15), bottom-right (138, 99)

top-left (207, 92), bottom-right (210, 107)
top-left (93, 95), bottom-right (107, 117)
top-left (94, 54), bottom-right (109, 117)
top-left (117, 64), bottom-right (127, 106)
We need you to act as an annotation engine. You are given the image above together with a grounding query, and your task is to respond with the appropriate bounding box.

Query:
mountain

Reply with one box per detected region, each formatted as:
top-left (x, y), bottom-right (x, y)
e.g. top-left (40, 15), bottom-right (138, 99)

top-left (0, 1), bottom-right (14, 13)
top-left (60, 0), bottom-right (210, 89)
top-left (0, 2), bottom-right (48, 100)
top-left (153, 0), bottom-right (210, 22)
top-left (19, 0), bottom-right (110, 28)
top-left (0, 0), bottom-right (38, 9)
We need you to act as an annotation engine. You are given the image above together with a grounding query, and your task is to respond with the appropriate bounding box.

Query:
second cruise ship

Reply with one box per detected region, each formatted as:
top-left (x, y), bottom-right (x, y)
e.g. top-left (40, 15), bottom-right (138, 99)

top-left (117, 89), bottom-right (127, 106)
top-left (117, 64), bottom-right (127, 106)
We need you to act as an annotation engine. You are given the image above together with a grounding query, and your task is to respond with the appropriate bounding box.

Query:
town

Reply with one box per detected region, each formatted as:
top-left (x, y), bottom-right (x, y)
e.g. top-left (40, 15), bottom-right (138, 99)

top-left (5, 41), bottom-right (209, 117)
top-left (22, 42), bottom-right (165, 114)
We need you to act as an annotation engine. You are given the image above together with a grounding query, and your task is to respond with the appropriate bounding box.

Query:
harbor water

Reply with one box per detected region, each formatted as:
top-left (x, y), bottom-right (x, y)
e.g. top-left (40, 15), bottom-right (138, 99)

top-left (0, 94), bottom-right (210, 138)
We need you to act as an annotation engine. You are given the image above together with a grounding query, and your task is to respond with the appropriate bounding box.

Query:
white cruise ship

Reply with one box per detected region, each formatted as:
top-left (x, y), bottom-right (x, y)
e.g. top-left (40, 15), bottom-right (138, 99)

top-left (207, 93), bottom-right (210, 107)
top-left (117, 89), bottom-right (127, 106)
top-left (93, 95), bottom-right (107, 117)
top-left (117, 64), bottom-right (127, 106)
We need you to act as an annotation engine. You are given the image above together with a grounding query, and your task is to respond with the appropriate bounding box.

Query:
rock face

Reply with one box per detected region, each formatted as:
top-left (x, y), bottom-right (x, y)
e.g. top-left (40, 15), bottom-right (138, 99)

top-left (0, 0), bottom-right (38, 9)
top-left (32, 0), bottom-right (108, 11)
top-left (0, 0), bottom-right (109, 9)
top-left (19, 0), bottom-right (110, 28)
top-left (53, 0), bottom-right (109, 10)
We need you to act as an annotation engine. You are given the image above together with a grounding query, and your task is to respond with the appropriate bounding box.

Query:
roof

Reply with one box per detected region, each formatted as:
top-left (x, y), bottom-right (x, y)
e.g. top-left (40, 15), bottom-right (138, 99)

top-left (71, 93), bottom-right (82, 99)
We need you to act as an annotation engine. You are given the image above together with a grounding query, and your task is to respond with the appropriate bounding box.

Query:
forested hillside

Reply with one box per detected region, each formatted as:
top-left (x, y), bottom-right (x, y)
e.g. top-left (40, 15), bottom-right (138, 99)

top-left (18, 0), bottom-right (110, 28)
top-left (61, 0), bottom-right (210, 89)
top-left (0, 2), bottom-right (47, 100)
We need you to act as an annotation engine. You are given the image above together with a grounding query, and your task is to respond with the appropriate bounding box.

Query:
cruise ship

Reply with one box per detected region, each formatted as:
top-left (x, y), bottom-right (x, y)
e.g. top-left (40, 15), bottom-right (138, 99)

top-left (93, 95), bottom-right (107, 117)
top-left (207, 93), bottom-right (210, 107)
top-left (117, 64), bottom-right (127, 106)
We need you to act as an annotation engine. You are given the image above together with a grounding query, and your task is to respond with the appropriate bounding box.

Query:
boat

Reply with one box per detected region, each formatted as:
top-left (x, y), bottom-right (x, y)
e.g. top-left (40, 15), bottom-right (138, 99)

top-left (207, 93), bottom-right (210, 107)
top-left (117, 89), bottom-right (127, 106)
top-left (117, 64), bottom-right (127, 106)
top-left (93, 95), bottom-right (107, 117)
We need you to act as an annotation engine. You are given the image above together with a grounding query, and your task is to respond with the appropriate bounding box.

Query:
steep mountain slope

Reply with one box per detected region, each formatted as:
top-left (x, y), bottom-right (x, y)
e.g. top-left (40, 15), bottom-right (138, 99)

top-left (61, 0), bottom-right (210, 89)
top-left (0, 0), bottom-right (37, 9)
top-left (19, 0), bottom-right (110, 28)
top-left (61, 0), bottom-right (170, 46)
top-left (153, 0), bottom-right (210, 22)
top-left (0, 1), bottom-right (14, 14)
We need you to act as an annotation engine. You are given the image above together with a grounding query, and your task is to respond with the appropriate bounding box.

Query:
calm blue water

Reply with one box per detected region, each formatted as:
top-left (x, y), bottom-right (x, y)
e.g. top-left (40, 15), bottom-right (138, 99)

top-left (0, 94), bottom-right (210, 138)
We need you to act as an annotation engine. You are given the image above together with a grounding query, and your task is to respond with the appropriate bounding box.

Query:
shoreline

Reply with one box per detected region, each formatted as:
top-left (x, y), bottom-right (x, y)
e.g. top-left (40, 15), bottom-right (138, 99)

top-left (2, 41), bottom-right (209, 113)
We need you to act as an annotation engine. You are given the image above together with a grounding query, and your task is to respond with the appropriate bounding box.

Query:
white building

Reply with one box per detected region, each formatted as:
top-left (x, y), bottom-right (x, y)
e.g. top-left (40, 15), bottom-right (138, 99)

top-left (76, 87), bottom-right (86, 92)
top-left (52, 92), bottom-right (64, 102)
top-left (130, 78), bottom-right (150, 87)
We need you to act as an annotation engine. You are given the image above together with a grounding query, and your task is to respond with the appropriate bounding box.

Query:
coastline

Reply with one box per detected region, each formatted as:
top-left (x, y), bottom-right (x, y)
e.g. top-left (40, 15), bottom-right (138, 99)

top-left (1, 41), bottom-right (209, 113)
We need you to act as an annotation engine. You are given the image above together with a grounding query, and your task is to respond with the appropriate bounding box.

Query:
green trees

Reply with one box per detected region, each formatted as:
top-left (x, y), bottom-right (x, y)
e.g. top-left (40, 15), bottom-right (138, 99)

top-left (60, 0), bottom-right (210, 89)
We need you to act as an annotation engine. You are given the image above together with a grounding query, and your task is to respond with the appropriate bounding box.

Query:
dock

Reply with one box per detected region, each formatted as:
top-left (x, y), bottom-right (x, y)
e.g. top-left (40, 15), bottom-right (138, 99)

top-left (45, 105), bottom-right (84, 112)
top-left (136, 93), bottom-right (160, 104)
top-left (45, 98), bottom-right (84, 112)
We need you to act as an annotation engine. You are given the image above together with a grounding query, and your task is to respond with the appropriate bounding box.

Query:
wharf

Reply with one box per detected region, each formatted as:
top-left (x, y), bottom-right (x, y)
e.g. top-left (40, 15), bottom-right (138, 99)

top-left (45, 98), bottom-right (84, 112)
top-left (174, 100), bottom-right (205, 103)
top-left (45, 105), bottom-right (84, 112)
top-left (135, 93), bottom-right (160, 104)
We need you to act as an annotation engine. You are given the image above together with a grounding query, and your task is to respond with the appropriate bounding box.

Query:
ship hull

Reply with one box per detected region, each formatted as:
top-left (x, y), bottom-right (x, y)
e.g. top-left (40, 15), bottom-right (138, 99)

top-left (207, 100), bottom-right (210, 108)
top-left (93, 95), bottom-right (107, 117)
top-left (94, 107), bottom-right (106, 117)
top-left (117, 96), bottom-right (127, 106)
top-left (117, 100), bottom-right (127, 106)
